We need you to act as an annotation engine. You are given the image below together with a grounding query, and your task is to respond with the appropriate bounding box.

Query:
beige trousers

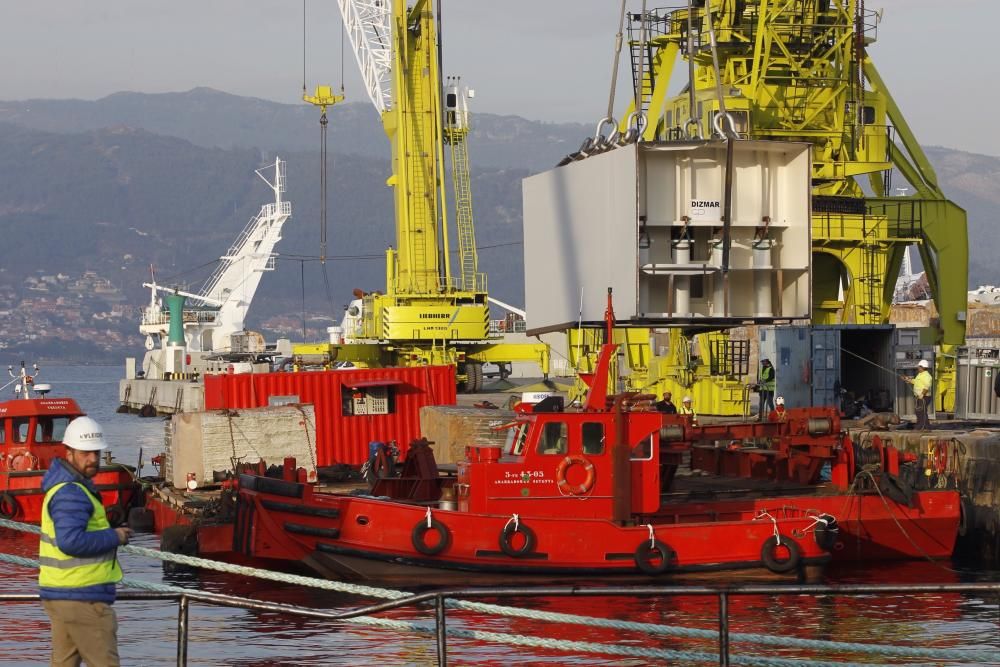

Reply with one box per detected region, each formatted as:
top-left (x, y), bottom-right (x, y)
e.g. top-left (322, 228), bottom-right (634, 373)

top-left (42, 600), bottom-right (120, 667)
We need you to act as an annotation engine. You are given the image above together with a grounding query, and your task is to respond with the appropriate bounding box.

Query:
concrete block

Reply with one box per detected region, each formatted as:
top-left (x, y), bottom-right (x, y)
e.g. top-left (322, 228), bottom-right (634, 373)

top-left (169, 404), bottom-right (317, 488)
top-left (420, 406), bottom-right (513, 464)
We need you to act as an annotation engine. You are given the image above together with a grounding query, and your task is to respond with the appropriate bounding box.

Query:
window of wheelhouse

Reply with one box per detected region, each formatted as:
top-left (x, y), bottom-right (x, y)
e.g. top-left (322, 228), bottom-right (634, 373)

top-left (536, 421), bottom-right (568, 455)
top-left (582, 422), bottom-right (605, 455)
top-left (0, 420), bottom-right (5, 444)
top-left (13, 418), bottom-right (31, 444)
top-left (38, 417), bottom-right (71, 443)
top-left (505, 422), bottom-right (529, 456)
top-left (630, 434), bottom-right (654, 461)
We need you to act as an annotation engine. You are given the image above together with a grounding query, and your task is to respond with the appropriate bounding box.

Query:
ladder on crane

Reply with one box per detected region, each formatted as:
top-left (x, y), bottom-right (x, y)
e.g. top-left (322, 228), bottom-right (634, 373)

top-left (444, 78), bottom-right (478, 293)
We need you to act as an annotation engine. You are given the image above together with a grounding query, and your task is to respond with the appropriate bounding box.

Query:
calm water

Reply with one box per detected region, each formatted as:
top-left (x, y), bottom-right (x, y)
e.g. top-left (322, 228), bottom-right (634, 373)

top-left (0, 366), bottom-right (997, 666)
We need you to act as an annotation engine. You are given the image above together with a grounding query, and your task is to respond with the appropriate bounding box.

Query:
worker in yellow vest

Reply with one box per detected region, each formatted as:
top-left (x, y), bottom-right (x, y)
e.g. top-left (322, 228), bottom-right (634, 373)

top-left (757, 358), bottom-right (776, 421)
top-left (906, 359), bottom-right (933, 430)
top-left (39, 416), bottom-right (132, 667)
top-left (679, 396), bottom-right (698, 425)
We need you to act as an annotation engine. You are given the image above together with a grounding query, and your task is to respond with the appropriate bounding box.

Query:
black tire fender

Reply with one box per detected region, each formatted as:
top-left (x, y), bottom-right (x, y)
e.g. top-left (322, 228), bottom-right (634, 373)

top-left (498, 521), bottom-right (537, 558)
top-left (104, 504), bottom-right (126, 528)
top-left (958, 495), bottom-right (975, 538)
top-left (412, 518), bottom-right (451, 556)
top-left (634, 539), bottom-right (675, 575)
top-left (127, 506), bottom-right (156, 533)
top-left (0, 493), bottom-right (19, 520)
top-left (813, 514), bottom-right (840, 552)
top-left (761, 535), bottom-right (802, 574)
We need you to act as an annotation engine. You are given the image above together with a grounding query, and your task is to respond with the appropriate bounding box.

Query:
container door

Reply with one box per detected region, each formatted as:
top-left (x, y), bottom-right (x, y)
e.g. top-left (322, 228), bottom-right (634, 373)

top-left (774, 326), bottom-right (811, 408)
top-left (811, 328), bottom-right (840, 408)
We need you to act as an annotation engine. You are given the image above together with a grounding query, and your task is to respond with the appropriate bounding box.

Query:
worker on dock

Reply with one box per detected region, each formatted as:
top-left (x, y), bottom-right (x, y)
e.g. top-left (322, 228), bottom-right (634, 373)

top-left (679, 396), bottom-right (698, 425)
top-left (906, 359), bottom-right (933, 430)
top-left (654, 391), bottom-right (677, 414)
top-left (39, 416), bottom-right (132, 667)
top-left (768, 396), bottom-right (788, 423)
top-left (757, 358), bottom-right (776, 421)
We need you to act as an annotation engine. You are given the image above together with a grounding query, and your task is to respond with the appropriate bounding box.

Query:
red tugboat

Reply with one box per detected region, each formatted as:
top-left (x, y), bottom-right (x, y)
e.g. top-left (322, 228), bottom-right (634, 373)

top-left (0, 363), bottom-right (138, 524)
top-left (231, 301), bottom-right (959, 582)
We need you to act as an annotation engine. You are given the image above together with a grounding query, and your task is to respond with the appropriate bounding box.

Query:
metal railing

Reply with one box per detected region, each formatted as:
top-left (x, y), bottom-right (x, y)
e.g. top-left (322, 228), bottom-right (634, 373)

top-left (4, 582), bottom-right (997, 666)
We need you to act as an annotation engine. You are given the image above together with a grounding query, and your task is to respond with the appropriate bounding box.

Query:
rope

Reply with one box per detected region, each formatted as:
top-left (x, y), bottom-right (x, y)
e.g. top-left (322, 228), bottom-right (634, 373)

top-left (0, 549), bottom-right (895, 667)
top-left (0, 519), bottom-right (991, 662)
top-left (753, 509), bottom-right (781, 544)
top-left (857, 470), bottom-right (956, 574)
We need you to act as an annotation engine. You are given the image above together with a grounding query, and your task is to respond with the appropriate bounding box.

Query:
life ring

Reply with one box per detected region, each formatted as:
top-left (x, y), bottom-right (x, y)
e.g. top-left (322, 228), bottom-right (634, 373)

top-left (0, 493), bottom-right (19, 520)
top-left (634, 539), bottom-right (675, 575)
top-left (812, 515), bottom-right (839, 552)
top-left (498, 521), bottom-right (537, 558)
top-left (411, 518), bottom-right (450, 556)
top-left (761, 535), bottom-right (801, 574)
top-left (555, 454), bottom-right (596, 496)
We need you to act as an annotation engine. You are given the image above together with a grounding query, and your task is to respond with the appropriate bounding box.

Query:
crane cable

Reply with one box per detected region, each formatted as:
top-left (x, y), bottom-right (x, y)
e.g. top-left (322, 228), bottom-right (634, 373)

top-left (703, 1), bottom-right (737, 139)
top-left (303, 0), bottom-right (340, 320)
top-left (598, 0), bottom-right (629, 135)
top-left (685, 0), bottom-right (701, 138)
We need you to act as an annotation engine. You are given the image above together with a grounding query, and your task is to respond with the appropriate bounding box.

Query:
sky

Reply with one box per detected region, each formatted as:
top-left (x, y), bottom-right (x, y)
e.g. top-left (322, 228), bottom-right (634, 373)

top-left (3, 0), bottom-right (997, 156)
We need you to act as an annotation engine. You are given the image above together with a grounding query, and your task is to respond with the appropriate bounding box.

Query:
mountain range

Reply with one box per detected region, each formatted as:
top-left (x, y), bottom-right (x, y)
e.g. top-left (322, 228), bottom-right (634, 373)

top-left (0, 88), bottom-right (996, 361)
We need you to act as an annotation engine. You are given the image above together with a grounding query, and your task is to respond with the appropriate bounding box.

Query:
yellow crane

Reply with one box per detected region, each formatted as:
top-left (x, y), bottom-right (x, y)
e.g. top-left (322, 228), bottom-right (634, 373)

top-left (295, 0), bottom-right (549, 392)
top-left (571, 0), bottom-right (967, 412)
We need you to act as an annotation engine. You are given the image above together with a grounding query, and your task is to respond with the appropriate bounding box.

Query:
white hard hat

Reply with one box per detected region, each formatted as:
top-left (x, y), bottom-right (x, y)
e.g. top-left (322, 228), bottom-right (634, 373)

top-left (63, 416), bottom-right (107, 451)
top-left (682, 396), bottom-right (692, 403)
top-left (918, 359), bottom-right (930, 368)
top-left (775, 396), bottom-right (785, 405)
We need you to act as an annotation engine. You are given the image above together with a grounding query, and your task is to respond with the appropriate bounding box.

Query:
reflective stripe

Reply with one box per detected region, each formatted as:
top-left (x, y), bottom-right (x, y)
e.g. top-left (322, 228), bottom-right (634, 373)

top-left (39, 553), bottom-right (117, 569)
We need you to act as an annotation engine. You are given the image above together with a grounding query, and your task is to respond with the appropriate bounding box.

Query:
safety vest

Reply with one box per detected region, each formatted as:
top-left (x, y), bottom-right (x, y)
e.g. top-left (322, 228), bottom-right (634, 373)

top-left (912, 370), bottom-right (932, 399)
top-left (679, 405), bottom-right (698, 423)
top-left (39, 482), bottom-right (122, 589)
top-left (759, 366), bottom-right (776, 392)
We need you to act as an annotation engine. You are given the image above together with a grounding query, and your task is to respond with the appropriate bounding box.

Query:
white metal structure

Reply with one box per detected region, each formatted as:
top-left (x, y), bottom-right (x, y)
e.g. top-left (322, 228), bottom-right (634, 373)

top-left (337, 0), bottom-right (393, 113)
top-left (140, 158), bottom-right (291, 363)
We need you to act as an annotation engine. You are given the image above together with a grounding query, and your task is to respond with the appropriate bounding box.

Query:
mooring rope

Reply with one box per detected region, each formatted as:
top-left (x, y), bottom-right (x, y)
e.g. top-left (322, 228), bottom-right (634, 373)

top-left (0, 518), bottom-right (993, 663)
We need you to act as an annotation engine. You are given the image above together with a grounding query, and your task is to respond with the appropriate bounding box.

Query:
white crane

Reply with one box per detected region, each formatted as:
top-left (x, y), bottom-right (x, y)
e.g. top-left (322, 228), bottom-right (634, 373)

top-left (139, 158), bottom-right (291, 377)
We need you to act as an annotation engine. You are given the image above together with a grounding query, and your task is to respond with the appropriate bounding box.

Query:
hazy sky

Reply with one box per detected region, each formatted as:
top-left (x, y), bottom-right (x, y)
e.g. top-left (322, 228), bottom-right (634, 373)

top-left (4, 1), bottom-right (996, 156)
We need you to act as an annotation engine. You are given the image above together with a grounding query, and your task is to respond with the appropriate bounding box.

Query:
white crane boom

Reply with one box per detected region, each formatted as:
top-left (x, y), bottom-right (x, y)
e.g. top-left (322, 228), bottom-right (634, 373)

top-left (337, 0), bottom-right (393, 114)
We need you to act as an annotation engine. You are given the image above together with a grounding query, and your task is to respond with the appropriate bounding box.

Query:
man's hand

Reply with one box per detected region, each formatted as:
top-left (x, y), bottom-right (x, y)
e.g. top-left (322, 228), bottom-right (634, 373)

top-left (115, 527), bottom-right (134, 545)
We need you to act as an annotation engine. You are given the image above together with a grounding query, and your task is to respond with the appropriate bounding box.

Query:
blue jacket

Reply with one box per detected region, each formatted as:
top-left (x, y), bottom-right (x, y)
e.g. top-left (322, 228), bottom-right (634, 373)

top-left (39, 458), bottom-right (120, 603)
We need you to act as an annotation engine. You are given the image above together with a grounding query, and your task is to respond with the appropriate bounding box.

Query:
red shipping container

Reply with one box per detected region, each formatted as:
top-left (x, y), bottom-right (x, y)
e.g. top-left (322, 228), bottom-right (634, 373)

top-left (203, 366), bottom-right (456, 466)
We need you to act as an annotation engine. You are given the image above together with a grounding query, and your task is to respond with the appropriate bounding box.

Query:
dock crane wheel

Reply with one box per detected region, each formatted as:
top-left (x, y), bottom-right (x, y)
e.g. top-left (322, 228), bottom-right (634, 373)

top-left (761, 535), bottom-right (802, 574)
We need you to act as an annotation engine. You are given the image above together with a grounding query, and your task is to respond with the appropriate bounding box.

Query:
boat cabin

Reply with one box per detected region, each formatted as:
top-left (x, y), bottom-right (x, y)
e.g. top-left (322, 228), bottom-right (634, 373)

top-left (456, 394), bottom-right (671, 522)
top-left (0, 398), bottom-right (84, 471)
